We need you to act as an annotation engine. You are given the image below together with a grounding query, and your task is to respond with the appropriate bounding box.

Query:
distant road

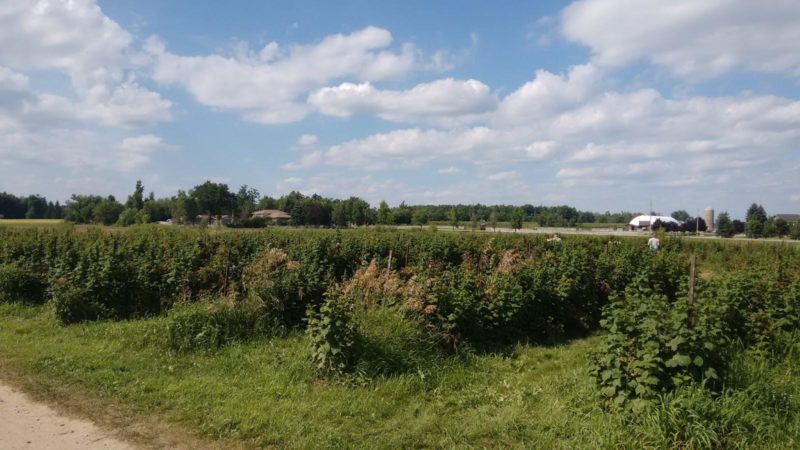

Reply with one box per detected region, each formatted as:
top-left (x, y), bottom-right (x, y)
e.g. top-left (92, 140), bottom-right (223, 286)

top-left (396, 225), bottom-right (800, 244)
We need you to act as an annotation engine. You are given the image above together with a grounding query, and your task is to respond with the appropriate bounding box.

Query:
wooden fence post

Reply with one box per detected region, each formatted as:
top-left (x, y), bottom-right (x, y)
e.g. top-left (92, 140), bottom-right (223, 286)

top-left (688, 254), bottom-right (696, 306)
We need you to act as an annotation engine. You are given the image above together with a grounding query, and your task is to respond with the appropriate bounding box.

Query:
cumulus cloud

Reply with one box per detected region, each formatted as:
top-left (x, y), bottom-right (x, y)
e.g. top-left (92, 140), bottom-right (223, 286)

top-left (313, 62), bottom-right (800, 197)
top-left (494, 64), bottom-right (602, 125)
top-left (0, 0), bottom-right (171, 126)
top-left (282, 150), bottom-right (323, 170)
top-left (438, 166), bottom-right (462, 174)
top-left (309, 78), bottom-right (497, 125)
top-left (148, 27), bottom-right (416, 124)
top-left (115, 134), bottom-right (172, 171)
top-left (297, 134), bottom-right (318, 146)
top-left (486, 171), bottom-right (518, 182)
top-left (0, 0), bottom-right (172, 184)
top-left (561, 0), bottom-right (800, 79)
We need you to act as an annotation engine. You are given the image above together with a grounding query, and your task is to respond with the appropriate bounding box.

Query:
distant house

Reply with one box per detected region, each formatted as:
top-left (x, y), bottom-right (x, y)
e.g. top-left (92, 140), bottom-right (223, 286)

top-left (628, 215), bottom-right (681, 231)
top-left (774, 214), bottom-right (800, 222)
top-left (251, 209), bottom-right (291, 221)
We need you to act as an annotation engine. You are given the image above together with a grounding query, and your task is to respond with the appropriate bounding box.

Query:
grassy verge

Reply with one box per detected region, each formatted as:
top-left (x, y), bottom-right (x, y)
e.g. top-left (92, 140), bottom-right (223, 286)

top-left (0, 303), bottom-right (615, 448)
top-left (3, 302), bottom-right (800, 448)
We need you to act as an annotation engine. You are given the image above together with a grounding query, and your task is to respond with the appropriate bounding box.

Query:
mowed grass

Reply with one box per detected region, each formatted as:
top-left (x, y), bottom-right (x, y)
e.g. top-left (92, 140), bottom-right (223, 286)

top-left (3, 303), bottom-right (800, 448)
top-left (0, 303), bottom-right (637, 449)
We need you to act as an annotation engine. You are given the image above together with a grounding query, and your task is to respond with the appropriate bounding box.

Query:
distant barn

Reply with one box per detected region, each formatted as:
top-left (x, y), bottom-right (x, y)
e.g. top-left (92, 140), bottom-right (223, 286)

top-left (628, 215), bottom-right (681, 231)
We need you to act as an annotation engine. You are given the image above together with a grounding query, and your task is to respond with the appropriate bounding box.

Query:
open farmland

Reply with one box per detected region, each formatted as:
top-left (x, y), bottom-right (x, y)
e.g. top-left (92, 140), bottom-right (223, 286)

top-left (1, 226), bottom-right (800, 448)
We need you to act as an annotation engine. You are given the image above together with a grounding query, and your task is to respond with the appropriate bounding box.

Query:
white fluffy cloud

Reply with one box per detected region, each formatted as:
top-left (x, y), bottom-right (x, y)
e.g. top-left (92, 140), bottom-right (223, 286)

top-left (309, 78), bottom-right (497, 125)
top-left (561, 0), bottom-right (800, 79)
top-left (494, 64), bottom-right (602, 125)
top-left (0, 0), bottom-right (172, 180)
top-left (148, 27), bottom-right (416, 124)
top-left (311, 63), bottom-right (800, 198)
top-left (297, 134), bottom-right (319, 146)
top-left (115, 135), bottom-right (172, 171)
top-left (486, 171), bottom-right (519, 182)
top-left (0, 0), bottom-right (171, 125)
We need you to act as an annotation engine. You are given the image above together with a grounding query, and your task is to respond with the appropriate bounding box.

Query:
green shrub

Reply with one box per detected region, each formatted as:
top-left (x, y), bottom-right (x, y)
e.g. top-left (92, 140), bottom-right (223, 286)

top-left (166, 298), bottom-right (274, 352)
top-left (353, 308), bottom-right (444, 378)
top-left (709, 270), bottom-right (800, 350)
top-left (50, 277), bottom-right (111, 324)
top-left (242, 247), bottom-right (331, 327)
top-left (307, 293), bottom-right (358, 378)
top-left (590, 275), bottom-right (728, 408)
top-left (0, 262), bottom-right (46, 303)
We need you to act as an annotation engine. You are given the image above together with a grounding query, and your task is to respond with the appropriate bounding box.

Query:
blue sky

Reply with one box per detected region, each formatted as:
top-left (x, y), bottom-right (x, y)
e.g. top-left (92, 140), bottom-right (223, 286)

top-left (1, 0), bottom-right (799, 218)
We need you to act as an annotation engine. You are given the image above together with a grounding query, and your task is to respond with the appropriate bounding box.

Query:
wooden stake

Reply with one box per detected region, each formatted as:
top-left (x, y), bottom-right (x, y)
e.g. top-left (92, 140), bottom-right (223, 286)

top-left (688, 254), bottom-right (696, 307)
top-left (387, 249), bottom-right (393, 272)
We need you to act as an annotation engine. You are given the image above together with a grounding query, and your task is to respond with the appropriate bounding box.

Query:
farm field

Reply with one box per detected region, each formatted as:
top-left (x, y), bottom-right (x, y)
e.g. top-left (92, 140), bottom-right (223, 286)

top-left (2, 226), bottom-right (800, 448)
top-left (0, 219), bottom-right (65, 227)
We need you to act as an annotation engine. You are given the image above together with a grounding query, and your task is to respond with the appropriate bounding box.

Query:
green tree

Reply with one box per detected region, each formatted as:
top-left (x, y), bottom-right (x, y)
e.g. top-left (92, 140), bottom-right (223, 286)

top-left (377, 200), bottom-right (391, 225)
top-left (236, 185), bottom-right (260, 219)
top-left (511, 207), bottom-right (523, 231)
top-left (715, 212), bottom-right (735, 238)
top-left (489, 210), bottom-right (498, 231)
top-left (92, 198), bottom-right (124, 225)
top-left (412, 207), bottom-right (429, 227)
top-left (172, 190), bottom-right (198, 224)
top-left (191, 181), bottom-right (236, 217)
top-left (745, 203), bottom-right (768, 238)
top-left (125, 180), bottom-right (145, 210)
top-left (790, 222), bottom-right (800, 240)
top-left (470, 212), bottom-right (479, 231)
top-left (392, 201), bottom-right (413, 225)
top-left (774, 217), bottom-right (790, 237)
top-left (332, 202), bottom-right (348, 228)
top-left (64, 195), bottom-right (104, 223)
top-left (116, 208), bottom-right (138, 226)
top-left (448, 207), bottom-right (459, 229)
top-left (670, 210), bottom-right (691, 222)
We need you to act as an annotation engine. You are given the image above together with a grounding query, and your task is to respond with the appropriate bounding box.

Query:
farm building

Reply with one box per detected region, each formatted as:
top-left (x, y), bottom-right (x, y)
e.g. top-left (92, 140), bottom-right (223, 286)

top-left (251, 209), bottom-right (291, 221)
top-left (628, 215), bottom-right (681, 231)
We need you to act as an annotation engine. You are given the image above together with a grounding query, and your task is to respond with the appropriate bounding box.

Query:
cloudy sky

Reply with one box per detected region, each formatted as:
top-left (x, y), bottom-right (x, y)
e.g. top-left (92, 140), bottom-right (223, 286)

top-left (1, 0), bottom-right (799, 217)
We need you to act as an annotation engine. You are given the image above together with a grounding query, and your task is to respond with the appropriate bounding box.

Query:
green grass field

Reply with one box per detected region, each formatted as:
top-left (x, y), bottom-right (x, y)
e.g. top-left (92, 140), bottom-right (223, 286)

top-left (0, 304), bottom-right (610, 448)
top-left (2, 227), bottom-right (800, 448)
top-left (2, 303), bottom-right (799, 449)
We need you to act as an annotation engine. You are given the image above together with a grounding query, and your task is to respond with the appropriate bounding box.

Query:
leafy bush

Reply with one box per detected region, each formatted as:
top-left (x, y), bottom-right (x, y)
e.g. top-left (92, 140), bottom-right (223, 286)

top-left (242, 247), bottom-right (331, 327)
top-left (50, 277), bottom-right (111, 324)
top-left (166, 298), bottom-right (274, 352)
top-left (353, 308), bottom-right (444, 378)
top-left (307, 293), bottom-right (358, 378)
top-left (590, 275), bottom-right (728, 408)
top-left (709, 270), bottom-right (800, 350)
top-left (0, 262), bottom-right (46, 303)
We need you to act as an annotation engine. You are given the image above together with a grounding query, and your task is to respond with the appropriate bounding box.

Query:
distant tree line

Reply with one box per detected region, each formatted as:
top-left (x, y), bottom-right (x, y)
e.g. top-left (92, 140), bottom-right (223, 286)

top-left (713, 203), bottom-right (800, 239)
top-left (9, 182), bottom-right (798, 238)
top-left (38, 180), bottom-right (641, 228)
top-left (0, 192), bottom-right (64, 219)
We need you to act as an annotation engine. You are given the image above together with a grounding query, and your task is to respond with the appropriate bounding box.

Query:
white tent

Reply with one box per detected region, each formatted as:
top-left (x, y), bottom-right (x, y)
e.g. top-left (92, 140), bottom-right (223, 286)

top-left (628, 215), bottom-right (681, 230)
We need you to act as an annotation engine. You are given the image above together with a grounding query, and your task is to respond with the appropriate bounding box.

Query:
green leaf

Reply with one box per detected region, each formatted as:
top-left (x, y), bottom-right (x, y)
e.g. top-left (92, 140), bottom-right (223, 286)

top-left (665, 354), bottom-right (691, 368)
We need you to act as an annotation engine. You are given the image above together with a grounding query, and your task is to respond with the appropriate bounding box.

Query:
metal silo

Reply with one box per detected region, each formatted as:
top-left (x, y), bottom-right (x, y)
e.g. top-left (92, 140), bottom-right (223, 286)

top-left (704, 208), bottom-right (714, 231)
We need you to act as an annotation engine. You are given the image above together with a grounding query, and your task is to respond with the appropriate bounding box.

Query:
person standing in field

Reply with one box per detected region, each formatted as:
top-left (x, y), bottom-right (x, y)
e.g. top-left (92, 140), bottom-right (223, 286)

top-left (648, 233), bottom-right (660, 250)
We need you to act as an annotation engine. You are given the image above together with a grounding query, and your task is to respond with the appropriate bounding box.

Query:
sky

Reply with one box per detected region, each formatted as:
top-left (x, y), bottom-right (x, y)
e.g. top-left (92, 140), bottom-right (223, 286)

top-left (1, 0), bottom-right (799, 218)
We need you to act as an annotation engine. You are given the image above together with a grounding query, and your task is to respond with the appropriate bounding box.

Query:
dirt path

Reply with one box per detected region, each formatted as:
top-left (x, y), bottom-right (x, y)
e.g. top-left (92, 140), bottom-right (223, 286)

top-left (0, 382), bottom-right (134, 450)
